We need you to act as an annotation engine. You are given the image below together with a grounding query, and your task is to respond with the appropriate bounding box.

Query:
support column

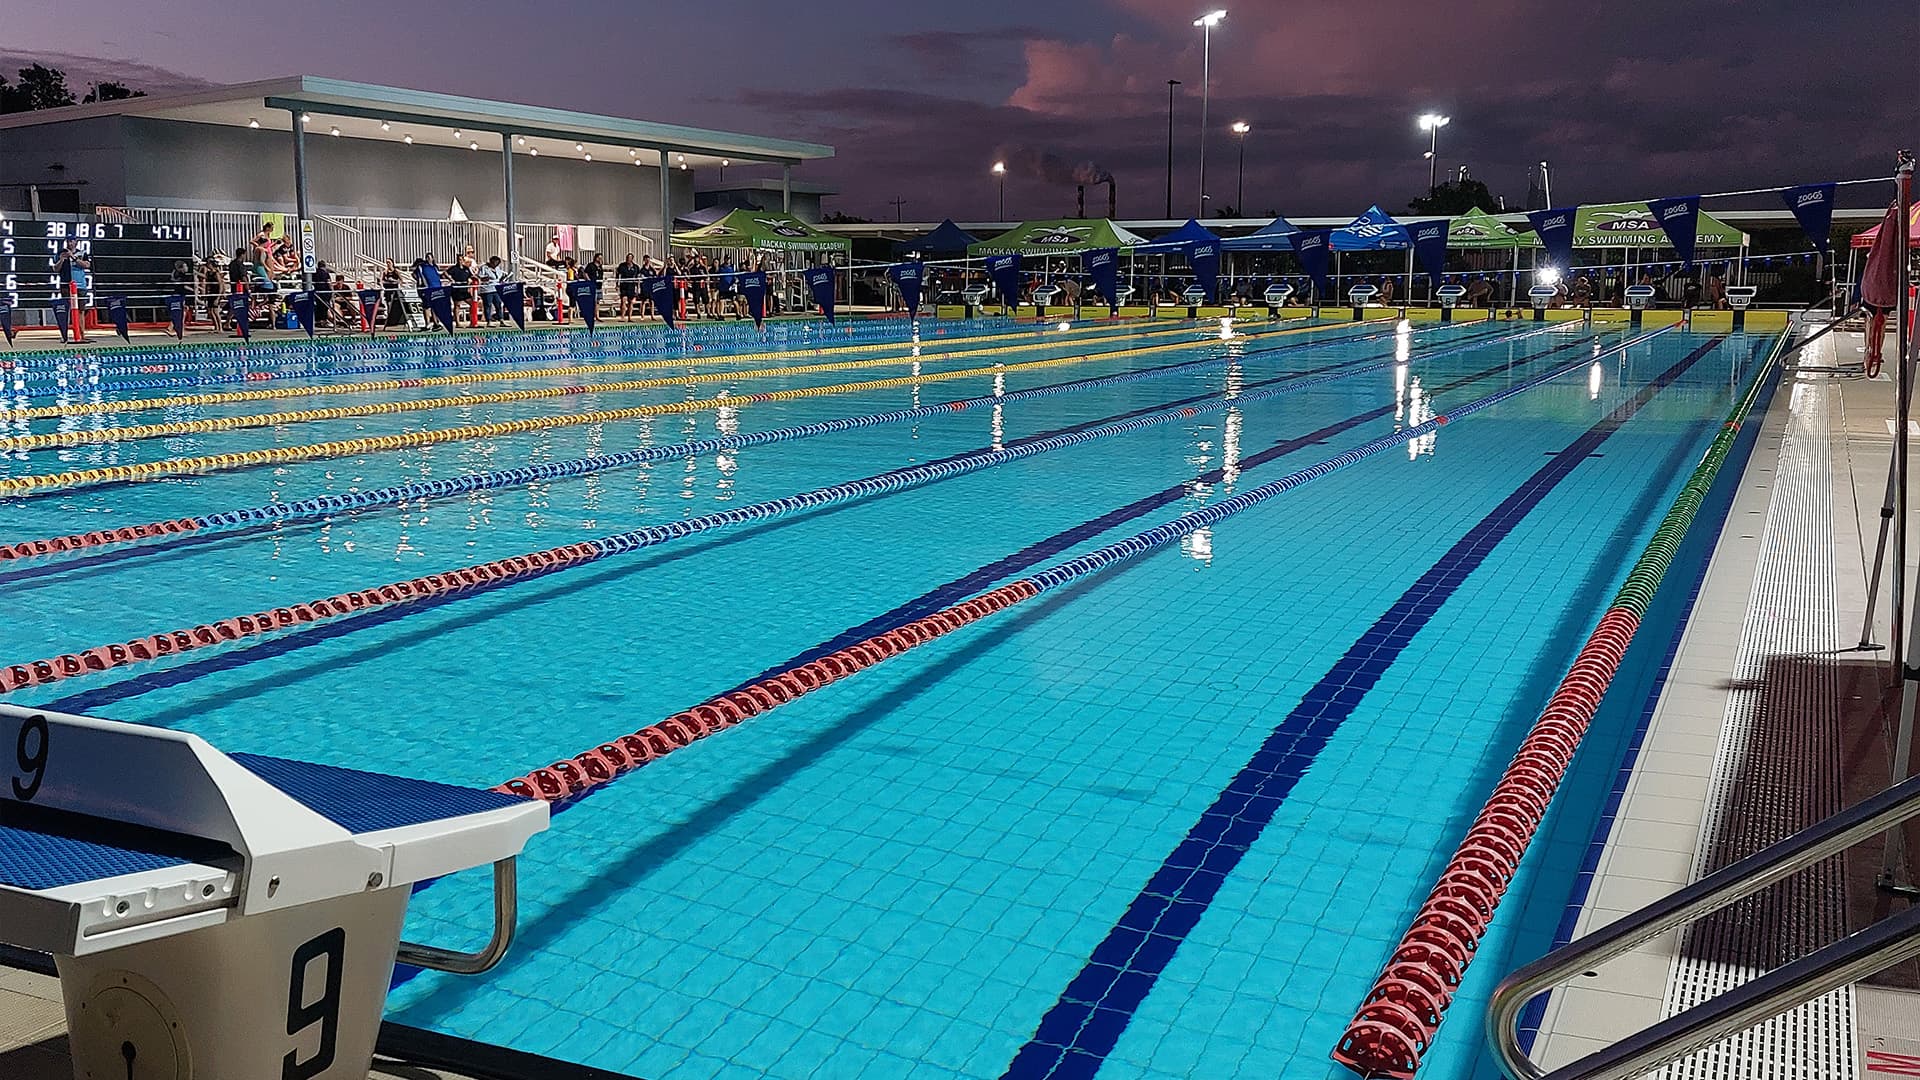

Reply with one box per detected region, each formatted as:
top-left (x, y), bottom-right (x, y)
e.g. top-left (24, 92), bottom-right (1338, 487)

top-left (782, 165), bottom-right (792, 213)
top-left (289, 107), bottom-right (312, 289)
top-left (659, 149), bottom-right (673, 263)
top-left (501, 132), bottom-right (518, 278)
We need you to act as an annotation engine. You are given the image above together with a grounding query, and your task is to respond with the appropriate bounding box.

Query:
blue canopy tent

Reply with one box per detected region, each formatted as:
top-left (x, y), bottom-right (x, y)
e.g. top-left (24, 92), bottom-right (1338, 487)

top-left (1327, 205), bottom-right (1422, 303)
top-left (1220, 216), bottom-right (1301, 251)
top-left (1135, 218), bottom-right (1228, 302)
top-left (893, 219), bottom-right (979, 258)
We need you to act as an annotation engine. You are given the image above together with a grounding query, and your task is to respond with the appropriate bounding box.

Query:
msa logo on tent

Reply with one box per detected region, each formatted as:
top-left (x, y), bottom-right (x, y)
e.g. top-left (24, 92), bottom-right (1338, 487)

top-left (1027, 226), bottom-right (1092, 246)
top-left (1590, 211), bottom-right (1660, 233)
top-left (1452, 222), bottom-right (1492, 238)
top-left (753, 217), bottom-right (811, 237)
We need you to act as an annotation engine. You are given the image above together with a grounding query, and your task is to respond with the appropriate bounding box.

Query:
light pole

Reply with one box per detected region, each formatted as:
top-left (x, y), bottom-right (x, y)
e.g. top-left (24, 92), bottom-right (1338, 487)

top-left (991, 161), bottom-right (1006, 221)
top-left (1194, 10), bottom-right (1226, 216)
top-left (1231, 121), bottom-right (1250, 213)
top-left (1165, 79), bottom-right (1181, 219)
top-left (1418, 113), bottom-right (1450, 192)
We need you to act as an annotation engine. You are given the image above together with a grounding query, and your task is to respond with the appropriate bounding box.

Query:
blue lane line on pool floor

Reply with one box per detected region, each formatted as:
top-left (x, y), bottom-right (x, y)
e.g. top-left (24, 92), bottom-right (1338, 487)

top-left (997, 334), bottom-right (1728, 1080)
top-left (745, 329), bottom-right (1600, 689)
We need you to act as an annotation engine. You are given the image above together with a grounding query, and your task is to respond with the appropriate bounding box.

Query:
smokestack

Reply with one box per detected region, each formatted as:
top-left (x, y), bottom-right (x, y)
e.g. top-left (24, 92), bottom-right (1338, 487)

top-left (1078, 185), bottom-right (1086, 219)
top-left (1107, 179), bottom-right (1116, 220)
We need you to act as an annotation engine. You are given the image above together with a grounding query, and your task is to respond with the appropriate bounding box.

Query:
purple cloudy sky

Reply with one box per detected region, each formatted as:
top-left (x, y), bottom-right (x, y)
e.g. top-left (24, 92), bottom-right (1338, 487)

top-left (2, 0), bottom-right (1905, 220)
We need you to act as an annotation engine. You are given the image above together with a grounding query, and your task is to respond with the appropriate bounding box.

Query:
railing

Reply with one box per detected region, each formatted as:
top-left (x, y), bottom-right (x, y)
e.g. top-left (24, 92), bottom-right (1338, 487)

top-left (1487, 773), bottom-right (1920, 1080)
top-left (396, 859), bottom-right (520, 975)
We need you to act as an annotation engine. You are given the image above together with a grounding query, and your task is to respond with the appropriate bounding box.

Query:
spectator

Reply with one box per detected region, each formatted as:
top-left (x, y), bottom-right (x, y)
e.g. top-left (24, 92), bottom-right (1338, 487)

top-left (419, 253), bottom-right (444, 291)
top-left (447, 255), bottom-right (475, 325)
top-left (616, 253), bottom-right (641, 321)
top-left (199, 255), bottom-right (228, 331)
top-left (479, 256), bottom-right (505, 326)
top-left (381, 259), bottom-right (407, 329)
top-left (545, 235), bottom-right (564, 268)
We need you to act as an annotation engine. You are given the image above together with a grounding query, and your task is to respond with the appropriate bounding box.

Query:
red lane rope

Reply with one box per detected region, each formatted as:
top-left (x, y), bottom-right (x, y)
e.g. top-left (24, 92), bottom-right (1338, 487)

top-left (490, 581), bottom-right (1040, 800)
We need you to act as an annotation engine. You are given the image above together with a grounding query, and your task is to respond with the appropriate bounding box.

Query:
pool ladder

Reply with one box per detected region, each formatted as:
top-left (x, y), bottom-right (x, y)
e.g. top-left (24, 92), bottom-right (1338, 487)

top-left (1487, 772), bottom-right (1920, 1080)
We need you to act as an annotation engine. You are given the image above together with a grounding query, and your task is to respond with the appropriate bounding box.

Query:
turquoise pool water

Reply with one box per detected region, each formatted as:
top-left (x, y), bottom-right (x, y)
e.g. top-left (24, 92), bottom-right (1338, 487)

top-left (0, 316), bottom-right (1772, 1079)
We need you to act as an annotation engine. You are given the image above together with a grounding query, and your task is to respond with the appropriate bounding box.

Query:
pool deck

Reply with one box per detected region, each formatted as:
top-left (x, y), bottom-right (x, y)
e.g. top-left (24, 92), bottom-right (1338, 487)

top-left (1532, 325), bottom-right (1920, 1078)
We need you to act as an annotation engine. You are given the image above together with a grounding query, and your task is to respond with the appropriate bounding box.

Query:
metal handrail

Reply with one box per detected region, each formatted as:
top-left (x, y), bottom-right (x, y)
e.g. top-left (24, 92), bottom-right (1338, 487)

top-left (394, 858), bottom-right (518, 975)
top-left (1488, 773), bottom-right (1920, 1080)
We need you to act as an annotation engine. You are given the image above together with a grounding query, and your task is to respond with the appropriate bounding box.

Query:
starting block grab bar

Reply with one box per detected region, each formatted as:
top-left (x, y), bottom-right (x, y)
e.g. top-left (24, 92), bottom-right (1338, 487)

top-left (0, 704), bottom-right (547, 1080)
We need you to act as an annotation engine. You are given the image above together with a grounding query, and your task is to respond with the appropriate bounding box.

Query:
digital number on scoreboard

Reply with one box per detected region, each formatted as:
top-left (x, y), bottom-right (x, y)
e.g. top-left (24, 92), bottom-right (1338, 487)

top-left (0, 220), bottom-right (194, 308)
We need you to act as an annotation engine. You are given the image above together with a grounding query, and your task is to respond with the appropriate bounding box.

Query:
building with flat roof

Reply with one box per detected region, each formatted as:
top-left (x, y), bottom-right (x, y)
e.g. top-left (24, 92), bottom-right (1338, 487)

top-left (0, 75), bottom-right (833, 266)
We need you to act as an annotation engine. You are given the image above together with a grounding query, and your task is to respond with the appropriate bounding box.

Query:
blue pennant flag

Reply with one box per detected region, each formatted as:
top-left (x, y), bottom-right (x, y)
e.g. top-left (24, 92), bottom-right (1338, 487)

top-left (1289, 231), bottom-right (1333, 302)
top-left (1526, 206), bottom-right (1579, 271)
top-left (1782, 183), bottom-right (1837, 253)
top-left (495, 281), bottom-right (526, 330)
top-left (1188, 241), bottom-right (1220, 303)
top-left (740, 271), bottom-right (768, 329)
top-left (1411, 219), bottom-right (1449, 288)
top-left (0, 300), bottom-right (13, 346)
top-left (804, 266), bottom-right (836, 323)
top-left (357, 288), bottom-right (380, 331)
top-left (423, 286), bottom-right (457, 333)
top-left (644, 274), bottom-right (678, 329)
top-left (888, 261), bottom-right (925, 315)
top-left (290, 290), bottom-right (317, 337)
top-left (227, 293), bottom-right (250, 339)
top-left (986, 254), bottom-right (1023, 307)
top-left (165, 294), bottom-right (186, 339)
top-left (1648, 196), bottom-right (1702, 270)
top-left (49, 295), bottom-right (70, 342)
top-left (1083, 248), bottom-right (1120, 311)
top-left (566, 278), bottom-right (598, 331)
top-left (106, 295), bottom-right (130, 341)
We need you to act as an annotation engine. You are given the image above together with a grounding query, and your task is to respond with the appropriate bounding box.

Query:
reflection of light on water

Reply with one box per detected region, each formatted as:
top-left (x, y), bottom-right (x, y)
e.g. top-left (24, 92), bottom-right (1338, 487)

top-left (1396, 334), bottom-right (1411, 365)
top-left (911, 361), bottom-right (922, 408)
top-left (1182, 526), bottom-right (1214, 564)
top-left (1058, 321), bottom-right (1072, 332)
top-left (715, 404), bottom-right (740, 497)
top-left (1219, 316), bottom-right (1235, 341)
top-left (993, 371), bottom-right (1006, 397)
top-left (1589, 361), bottom-right (1604, 401)
top-left (1407, 376), bottom-right (1436, 459)
top-left (1395, 362), bottom-right (1409, 423)
top-left (992, 403), bottom-right (1005, 450)
top-left (1224, 361), bottom-right (1244, 399)
top-left (1222, 407), bottom-right (1243, 491)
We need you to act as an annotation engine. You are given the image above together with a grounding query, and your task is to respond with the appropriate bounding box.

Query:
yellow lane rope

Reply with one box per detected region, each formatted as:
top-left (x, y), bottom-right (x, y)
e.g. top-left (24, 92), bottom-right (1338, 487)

top-left (0, 323), bottom-right (1326, 497)
top-left (0, 319), bottom-right (1191, 422)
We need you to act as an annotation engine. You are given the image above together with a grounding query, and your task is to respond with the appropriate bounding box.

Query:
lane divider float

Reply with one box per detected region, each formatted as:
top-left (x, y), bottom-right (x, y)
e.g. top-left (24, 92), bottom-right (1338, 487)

top-left (1328, 328), bottom-right (1780, 1080)
top-left (0, 322), bottom-right (1365, 497)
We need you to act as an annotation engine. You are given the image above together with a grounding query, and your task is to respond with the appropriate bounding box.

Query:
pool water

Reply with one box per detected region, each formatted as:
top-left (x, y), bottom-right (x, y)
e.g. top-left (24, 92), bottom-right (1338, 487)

top-left (0, 317), bottom-right (1774, 1079)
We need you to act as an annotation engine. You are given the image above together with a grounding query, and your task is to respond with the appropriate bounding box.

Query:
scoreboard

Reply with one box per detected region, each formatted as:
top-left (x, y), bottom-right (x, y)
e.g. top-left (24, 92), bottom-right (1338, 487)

top-left (0, 220), bottom-right (195, 309)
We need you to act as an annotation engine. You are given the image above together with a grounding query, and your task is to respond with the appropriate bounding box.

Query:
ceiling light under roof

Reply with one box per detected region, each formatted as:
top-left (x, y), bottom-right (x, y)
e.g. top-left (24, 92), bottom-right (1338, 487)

top-left (329, 126), bottom-right (340, 137)
top-left (402, 135), bottom-right (413, 145)
top-left (469, 142), bottom-right (479, 151)
top-left (529, 147), bottom-right (538, 156)
top-left (583, 153), bottom-right (592, 162)
top-left (300, 113), bottom-right (311, 123)
top-left (380, 121), bottom-right (390, 131)
top-left (247, 117), bottom-right (259, 128)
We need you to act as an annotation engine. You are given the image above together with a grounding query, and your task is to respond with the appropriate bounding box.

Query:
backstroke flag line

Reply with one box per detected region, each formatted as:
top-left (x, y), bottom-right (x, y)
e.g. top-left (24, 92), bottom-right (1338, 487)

top-left (741, 271), bottom-right (768, 329)
top-left (423, 286), bottom-right (457, 333)
top-left (1648, 195), bottom-right (1702, 269)
top-left (567, 278), bottom-right (598, 331)
top-left (804, 266), bottom-right (837, 323)
top-left (227, 293), bottom-right (249, 339)
top-left (644, 274), bottom-right (678, 330)
top-left (987, 254), bottom-right (1023, 308)
top-left (1411, 220), bottom-right (1449, 288)
top-left (1526, 206), bottom-right (1578, 271)
top-left (497, 281), bottom-right (526, 330)
top-left (166, 294), bottom-right (186, 339)
top-left (1782, 183), bottom-right (1837, 253)
top-left (1290, 231), bottom-right (1333, 302)
top-left (107, 295), bottom-right (130, 342)
top-left (1189, 241), bottom-right (1220, 303)
top-left (290, 290), bottom-right (316, 338)
top-left (0, 301), bottom-right (13, 346)
top-left (888, 261), bottom-right (925, 315)
top-left (49, 295), bottom-right (70, 343)
top-left (1084, 248), bottom-right (1120, 311)
top-left (357, 288), bottom-right (380, 331)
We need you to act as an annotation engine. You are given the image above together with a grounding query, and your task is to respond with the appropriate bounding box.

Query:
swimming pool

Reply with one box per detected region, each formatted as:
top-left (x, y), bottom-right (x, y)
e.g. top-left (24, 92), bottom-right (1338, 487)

top-left (0, 316), bottom-right (1774, 1078)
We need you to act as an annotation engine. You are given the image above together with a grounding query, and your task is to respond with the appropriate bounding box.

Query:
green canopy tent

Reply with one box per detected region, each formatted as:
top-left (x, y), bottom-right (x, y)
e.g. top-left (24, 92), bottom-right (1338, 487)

top-left (967, 220), bottom-right (1153, 311)
top-left (1570, 202), bottom-right (1749, 299)
top-left (967, 219), bottom-right (1150, 256)
top-left (671, 209), bottom-right (849, 318)
top-left (1446, 208), bottom-right (1540, 307)
top-left (671, 209), bottom-right (851, 254)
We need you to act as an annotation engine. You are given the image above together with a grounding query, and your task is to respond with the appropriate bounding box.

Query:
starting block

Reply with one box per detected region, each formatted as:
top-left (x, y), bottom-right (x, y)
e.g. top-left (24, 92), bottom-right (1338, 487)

top-left (1528, 284), bottom-right (1559, 322)
top-left (1435, 284), bottom-right (1467, 322)
top-left (0, 704), bottom-right (547, 1079)
top-left (1262, 282), bottom-right (1293, 318)
top-left (1726, 285), bottom-right (1757, 331)
top-left (1347, 284), bottom-right (1378, 321)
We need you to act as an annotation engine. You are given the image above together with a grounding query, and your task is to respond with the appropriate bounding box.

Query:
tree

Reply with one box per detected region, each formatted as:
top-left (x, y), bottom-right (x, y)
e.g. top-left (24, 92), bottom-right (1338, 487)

top-left (821, 210), bottom-right (873, 225)
top-left (0, 64), bottom-right (78, 114)
top-left (82, 81), bottom-right (144, 104)
top-left (1408, 179), bottom-right (1503, 216)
